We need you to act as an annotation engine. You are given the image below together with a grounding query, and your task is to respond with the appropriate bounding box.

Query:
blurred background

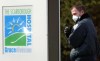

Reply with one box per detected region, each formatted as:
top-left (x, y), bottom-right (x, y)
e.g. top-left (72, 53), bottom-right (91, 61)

top-left (60, 0), bottom-right (100, 61)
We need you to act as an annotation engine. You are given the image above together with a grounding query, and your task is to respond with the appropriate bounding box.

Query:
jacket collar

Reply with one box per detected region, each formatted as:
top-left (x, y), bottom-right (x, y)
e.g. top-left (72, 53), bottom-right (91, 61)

top-left (76, 13), bottom-right (90, 23)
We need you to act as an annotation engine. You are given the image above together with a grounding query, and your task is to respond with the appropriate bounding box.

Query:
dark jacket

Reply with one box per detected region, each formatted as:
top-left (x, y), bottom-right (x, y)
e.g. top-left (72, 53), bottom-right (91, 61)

top-left (68, 13), bottom-right (97, 61)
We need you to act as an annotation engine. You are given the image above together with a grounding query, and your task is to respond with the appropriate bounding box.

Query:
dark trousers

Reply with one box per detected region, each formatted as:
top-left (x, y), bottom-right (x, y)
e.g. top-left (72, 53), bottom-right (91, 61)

top-left (70, 55), bottom-right (96, 61)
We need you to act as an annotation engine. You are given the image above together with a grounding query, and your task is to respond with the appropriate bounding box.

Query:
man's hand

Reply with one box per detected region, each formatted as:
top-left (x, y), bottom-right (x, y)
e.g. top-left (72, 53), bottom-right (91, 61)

top-left (64, 26), bottom-right (72, 38)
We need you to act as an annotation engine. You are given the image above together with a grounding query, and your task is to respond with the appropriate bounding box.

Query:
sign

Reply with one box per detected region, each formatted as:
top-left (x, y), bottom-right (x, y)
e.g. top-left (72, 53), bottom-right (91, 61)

top-left (3, 5), bottom-right (32, 54)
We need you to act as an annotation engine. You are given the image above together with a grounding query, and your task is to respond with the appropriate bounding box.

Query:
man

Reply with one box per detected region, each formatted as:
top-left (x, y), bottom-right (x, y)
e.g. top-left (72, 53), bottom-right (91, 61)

top-left (64, 4), bottom-right (98, 61)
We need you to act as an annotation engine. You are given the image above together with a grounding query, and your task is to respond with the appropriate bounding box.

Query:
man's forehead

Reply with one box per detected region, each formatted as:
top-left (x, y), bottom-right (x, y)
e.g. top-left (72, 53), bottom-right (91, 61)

top-left (71, 7), bottom-right (78, 12)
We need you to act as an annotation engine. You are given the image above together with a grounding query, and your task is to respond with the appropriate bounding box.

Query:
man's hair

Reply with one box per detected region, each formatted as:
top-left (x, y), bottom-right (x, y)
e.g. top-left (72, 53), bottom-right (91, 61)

top-left (71, 4), bottom-right (86, 12)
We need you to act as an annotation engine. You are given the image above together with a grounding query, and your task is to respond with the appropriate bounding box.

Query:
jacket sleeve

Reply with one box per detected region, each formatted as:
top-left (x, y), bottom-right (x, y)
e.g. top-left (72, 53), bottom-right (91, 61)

top-left (68, 23), bottom-right (87, 48)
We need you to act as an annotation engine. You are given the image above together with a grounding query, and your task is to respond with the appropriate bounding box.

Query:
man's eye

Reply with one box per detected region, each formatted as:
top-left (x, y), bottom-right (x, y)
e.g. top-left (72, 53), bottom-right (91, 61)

top-left (73, 13), bottom-right (76, 15)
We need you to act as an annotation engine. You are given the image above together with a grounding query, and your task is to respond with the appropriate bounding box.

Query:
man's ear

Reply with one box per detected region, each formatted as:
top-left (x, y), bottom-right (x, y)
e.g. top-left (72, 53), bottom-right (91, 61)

top-left (81, 10), bottom-right (84, 15)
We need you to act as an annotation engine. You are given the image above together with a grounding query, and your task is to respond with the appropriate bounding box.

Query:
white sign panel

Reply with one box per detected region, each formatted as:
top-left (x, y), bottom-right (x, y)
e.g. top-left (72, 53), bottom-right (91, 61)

top-left (0, 0), bottom-right (47, 61)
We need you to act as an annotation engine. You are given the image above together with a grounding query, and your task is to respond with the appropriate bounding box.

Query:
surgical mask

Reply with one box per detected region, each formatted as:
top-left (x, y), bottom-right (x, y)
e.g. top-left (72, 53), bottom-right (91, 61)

top-left (72, 15), bottom-right (80, 22)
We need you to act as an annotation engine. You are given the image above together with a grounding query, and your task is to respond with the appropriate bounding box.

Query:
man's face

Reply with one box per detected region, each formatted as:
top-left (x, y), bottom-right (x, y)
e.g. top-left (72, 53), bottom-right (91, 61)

top-left (71, 7), bottom-right (82, 16)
